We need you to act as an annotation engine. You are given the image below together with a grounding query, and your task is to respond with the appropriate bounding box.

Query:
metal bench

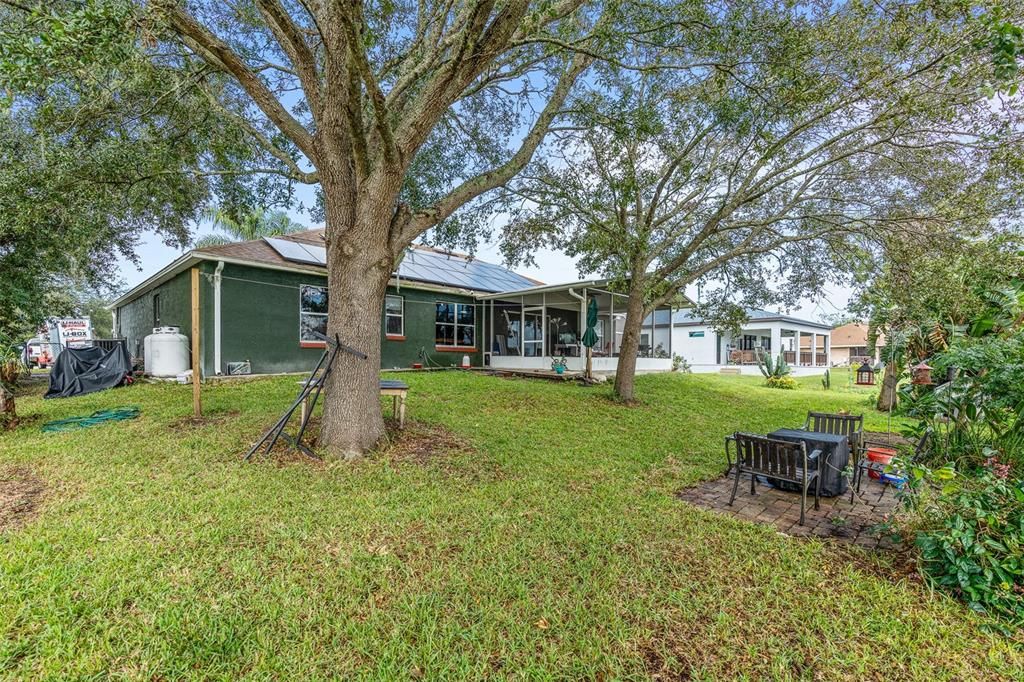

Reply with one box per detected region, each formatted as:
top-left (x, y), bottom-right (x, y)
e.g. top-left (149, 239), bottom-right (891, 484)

top-left (299, 378), bottom-right (410, 428)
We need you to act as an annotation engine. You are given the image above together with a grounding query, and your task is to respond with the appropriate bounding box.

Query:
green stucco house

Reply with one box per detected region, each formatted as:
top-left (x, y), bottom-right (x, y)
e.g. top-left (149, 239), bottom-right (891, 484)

top-left (110, 230), bottom-right (542, 376)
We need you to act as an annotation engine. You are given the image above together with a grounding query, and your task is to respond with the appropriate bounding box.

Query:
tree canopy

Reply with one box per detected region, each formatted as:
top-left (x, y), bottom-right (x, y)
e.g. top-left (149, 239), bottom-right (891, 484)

top-left (498, 0), bottom-right (1024, 398)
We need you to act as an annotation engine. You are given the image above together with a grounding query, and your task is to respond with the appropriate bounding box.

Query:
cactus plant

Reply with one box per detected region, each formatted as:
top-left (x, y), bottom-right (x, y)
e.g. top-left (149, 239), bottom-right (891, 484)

top-left (756, 350), bottom-right (791, 379)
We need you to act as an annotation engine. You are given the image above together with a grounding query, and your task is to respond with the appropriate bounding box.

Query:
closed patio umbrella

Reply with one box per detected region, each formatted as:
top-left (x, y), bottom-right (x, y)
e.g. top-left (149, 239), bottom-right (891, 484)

top-left (581, 297), bottom-right (599, 379)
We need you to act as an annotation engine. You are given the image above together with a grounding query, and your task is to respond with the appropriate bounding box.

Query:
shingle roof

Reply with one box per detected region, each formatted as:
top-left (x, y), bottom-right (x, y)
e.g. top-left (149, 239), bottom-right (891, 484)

top-left (672, 307), bottom-right (831, 330)
top-left (193, 231), bottom-right (541, 292)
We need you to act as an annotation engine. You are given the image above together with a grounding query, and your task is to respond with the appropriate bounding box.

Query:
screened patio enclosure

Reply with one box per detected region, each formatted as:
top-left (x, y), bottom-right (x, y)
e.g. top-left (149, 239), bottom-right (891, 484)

top-left (477, 281), bottom-right (675, 373)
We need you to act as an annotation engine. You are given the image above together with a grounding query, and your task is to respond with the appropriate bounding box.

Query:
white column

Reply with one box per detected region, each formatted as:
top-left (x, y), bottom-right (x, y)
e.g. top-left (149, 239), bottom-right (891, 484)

top-left (541, 292), bottom-right (547, 358)
top-left (825, 333), bottom-right (831, 367)
top-left (811, 332), bottom-right (818, 367)
top-left (608, 293), bottom-right (614, 355)
top-left (794, 330), bottom-right (802, 366)
top-left (770, 324), bottom-right (782, 360)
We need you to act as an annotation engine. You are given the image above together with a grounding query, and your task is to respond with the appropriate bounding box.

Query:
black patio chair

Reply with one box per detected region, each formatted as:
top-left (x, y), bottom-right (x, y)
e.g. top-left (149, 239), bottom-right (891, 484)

top-left (800, 411), bottom-right (864, 450)
top-left (728, 432), bottom-right (821, 525)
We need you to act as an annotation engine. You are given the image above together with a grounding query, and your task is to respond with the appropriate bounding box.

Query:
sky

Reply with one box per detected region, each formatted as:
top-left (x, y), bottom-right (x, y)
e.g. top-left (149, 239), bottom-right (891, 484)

top-left (119, 221), bottom-right (857, 324)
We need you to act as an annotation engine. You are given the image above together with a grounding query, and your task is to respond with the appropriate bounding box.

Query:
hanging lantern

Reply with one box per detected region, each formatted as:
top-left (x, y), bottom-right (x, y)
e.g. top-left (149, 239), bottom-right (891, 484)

top-left (911, 361), bottom-right (934, 385)
top-left (855, 361), bottom-right (875, 386)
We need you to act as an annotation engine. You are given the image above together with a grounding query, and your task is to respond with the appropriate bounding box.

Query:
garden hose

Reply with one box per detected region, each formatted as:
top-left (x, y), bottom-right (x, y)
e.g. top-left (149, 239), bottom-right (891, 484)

top-left (41, 407), bottom-right (141, 433)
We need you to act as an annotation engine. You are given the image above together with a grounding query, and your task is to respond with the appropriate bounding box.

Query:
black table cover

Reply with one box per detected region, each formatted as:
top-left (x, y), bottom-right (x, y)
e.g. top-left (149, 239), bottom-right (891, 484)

top-left (767, 428), bottom-right (850, 497)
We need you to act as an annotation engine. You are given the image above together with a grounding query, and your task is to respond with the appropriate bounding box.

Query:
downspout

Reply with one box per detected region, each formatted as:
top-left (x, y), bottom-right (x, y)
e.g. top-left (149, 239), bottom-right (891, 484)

top-left (568, 287), bottom-right (586, 336)
top-left (214, 260), bottom-right (224, 375)
top-left (568, 287), bottom-right (586, 363)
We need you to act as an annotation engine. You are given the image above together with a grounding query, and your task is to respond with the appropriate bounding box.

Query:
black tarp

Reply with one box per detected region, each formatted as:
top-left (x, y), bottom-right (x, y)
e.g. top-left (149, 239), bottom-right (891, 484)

top-left (44, 344), bottom-right (132, 399)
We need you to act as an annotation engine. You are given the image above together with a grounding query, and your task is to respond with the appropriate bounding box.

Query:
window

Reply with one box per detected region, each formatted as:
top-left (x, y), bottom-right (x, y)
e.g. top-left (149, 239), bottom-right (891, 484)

top-left (436, 302), bottom-right (475, 348)
top-left (153, 293), bottom-right (161, 327)
top-left (384, 295), bottom-right (404, 338)
top-left (299, 284), bottom-right (328, 345)
top-left (688, 331), bottom-right (705, 338)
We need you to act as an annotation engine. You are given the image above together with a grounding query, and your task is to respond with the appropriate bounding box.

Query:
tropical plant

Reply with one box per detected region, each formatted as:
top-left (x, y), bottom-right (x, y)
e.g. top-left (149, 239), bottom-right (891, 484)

top-left (756, 352), bottom-right (796, 389)
top-left (904, 460), bottom-right (1024, 631)
top-left (822, 369), bottom-right (831, 391)
top-left (757, 352), bottom-right (791, 380)
top-left (0, 339), bottom-right (25, 428)
top-left (195, 208), bottom-right (306, 249)
top-left (903, 330), bottom-right (1024, 471)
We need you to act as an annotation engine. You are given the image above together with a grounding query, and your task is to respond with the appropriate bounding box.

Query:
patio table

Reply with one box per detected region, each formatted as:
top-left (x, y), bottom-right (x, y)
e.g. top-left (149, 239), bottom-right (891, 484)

top-left (767, 428), bottom-right (850, 497)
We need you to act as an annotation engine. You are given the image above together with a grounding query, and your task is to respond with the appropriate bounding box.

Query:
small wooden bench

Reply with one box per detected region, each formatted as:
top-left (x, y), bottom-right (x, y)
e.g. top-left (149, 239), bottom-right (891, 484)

top-left (299, 378), bottom-right (410, 428)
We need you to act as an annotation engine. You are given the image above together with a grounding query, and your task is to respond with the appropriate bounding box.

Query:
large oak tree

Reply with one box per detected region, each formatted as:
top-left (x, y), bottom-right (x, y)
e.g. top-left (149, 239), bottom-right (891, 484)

top-left (3, 0), bottom-right (631, 455)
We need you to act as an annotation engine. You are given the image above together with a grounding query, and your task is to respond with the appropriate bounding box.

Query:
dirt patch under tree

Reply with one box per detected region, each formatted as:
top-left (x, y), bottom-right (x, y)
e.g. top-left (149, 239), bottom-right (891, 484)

top-left (0, 467), bottom-right (45, 532)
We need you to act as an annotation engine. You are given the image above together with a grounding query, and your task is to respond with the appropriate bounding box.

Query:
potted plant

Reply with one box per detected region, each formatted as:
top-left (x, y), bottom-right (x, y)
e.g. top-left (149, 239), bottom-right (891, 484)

top-left (551, 356), bottom-right (568, 374)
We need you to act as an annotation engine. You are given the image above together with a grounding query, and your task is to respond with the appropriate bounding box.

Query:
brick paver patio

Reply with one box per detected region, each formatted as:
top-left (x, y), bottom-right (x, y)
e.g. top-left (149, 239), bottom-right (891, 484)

top-left (679, 473), bottom-right (902, 549)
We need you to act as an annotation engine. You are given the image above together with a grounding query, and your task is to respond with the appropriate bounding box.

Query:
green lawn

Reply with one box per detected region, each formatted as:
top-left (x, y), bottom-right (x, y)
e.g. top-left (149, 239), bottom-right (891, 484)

top-left (1, 370), bottom-right (1020, 680)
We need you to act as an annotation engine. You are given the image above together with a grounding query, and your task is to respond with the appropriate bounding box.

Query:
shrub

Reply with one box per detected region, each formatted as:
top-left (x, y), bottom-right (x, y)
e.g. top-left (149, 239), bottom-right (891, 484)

top-left (899, 459), bottom-right (1024, 630)
top-left (765, 375), bottom-right (798, 390)
top-left (672, 354), bottom-right (691, 373)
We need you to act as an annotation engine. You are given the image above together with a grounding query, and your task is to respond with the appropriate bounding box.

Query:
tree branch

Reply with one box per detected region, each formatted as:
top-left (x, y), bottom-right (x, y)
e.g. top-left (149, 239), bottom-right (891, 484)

top-left (160, 1), bottom-right (319, 165)
top-left (403, 50), bottom-right (591, 242)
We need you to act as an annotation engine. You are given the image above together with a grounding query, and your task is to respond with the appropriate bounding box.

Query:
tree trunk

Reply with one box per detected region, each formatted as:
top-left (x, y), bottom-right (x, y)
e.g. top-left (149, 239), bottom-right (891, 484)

top-left (318, 181), bottom-right (397, 458)
top-left (0, 386), bottom-right (14, 428)
top-left (0, 360), bottom-right (16, 428)
top-left (612, 288), bottom-right (647, 402)
top-left (876, 361), bottom-right (900, 412)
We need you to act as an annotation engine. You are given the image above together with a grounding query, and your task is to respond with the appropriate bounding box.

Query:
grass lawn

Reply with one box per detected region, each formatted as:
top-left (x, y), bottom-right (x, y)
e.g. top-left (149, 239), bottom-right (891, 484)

top-left (1, 369), bottom-right (1020, 680)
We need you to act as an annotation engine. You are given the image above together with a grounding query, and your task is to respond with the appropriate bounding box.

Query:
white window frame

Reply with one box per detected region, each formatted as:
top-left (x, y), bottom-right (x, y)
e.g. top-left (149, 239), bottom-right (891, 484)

top-left (299, 284), bottom-right (329, 346)
top-left (384, 294), bottom-right (404, 338)
top-left (436, 301), bottom-right (475, 349)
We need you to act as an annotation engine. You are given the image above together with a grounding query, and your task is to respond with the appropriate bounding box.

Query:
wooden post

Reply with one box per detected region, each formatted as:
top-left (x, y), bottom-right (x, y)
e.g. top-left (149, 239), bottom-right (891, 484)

top-left (191, 267), bottom-right (201, 417)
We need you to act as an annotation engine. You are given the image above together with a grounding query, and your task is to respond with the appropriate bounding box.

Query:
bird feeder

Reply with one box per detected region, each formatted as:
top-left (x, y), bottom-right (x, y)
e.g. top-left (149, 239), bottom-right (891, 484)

top-left (855, 361), bottom-right (875, 386)
top-left (911, 361), bottom-right (934, 385)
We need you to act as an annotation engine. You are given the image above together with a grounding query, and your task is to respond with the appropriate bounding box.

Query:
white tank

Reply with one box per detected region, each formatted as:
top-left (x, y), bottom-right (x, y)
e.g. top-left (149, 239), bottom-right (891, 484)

top-left (144, 326), bottom-right (190, 377)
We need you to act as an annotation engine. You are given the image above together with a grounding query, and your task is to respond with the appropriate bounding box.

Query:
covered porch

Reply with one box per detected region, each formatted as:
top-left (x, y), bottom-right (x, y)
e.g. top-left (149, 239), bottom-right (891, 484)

top-left (718, 327), bottom-right (831, 368)
top-left (674, 312), bottom-right (832, 376)
top-left (477, 282), bottom-right (675, 374)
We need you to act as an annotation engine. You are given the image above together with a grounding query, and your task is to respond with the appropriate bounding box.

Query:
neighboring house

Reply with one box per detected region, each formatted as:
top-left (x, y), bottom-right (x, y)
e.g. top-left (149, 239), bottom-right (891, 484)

top-left (672, 308), bottom-right (833, 376)
top-left (110, 230), bottom-right (677, 376)
top-left (830, 322), bottom-right (883, 366)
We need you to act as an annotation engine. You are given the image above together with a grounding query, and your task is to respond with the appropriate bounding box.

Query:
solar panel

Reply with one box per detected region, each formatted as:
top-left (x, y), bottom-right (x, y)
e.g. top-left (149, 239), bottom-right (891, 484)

top-left (396, 249), bottom-right (537, 292)
top-left (264, 237), bottom-right (325, 266)
top-left (265, 237), bottom-right (537, 292)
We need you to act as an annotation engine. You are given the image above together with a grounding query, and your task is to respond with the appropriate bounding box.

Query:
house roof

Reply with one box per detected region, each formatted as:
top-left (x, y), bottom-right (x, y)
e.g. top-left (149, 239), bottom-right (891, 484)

top-left (672, 308), bottom-right (832, 331)
top-left (475, 279), bottom-right (696, 308)
top-left (830, 321), bottom-right (885, 348)
top-left (110, 230), bottom-right (543, 309)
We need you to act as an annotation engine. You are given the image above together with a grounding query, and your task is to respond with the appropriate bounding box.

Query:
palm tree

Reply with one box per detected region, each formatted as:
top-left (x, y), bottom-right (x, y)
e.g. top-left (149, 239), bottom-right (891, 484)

top-left (194, 208), bottom-right (306, 248)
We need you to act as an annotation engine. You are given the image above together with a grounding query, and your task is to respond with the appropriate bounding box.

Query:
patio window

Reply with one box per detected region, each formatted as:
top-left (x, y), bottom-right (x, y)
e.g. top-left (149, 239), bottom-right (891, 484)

top-left (436, 302), bottom-right (475, 348)
top-left (299, 284), bottom-right (328, 345)
top-left (384, 295), bottom-right (404, 338)
top-left (689, 331), bottom-right (705, 338)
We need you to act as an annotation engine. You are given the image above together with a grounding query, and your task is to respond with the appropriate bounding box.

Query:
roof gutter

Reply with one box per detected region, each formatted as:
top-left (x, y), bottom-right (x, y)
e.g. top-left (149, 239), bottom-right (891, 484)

top-left (109, 250), bottom-right (483, 310)
top-left (107, 252), bottom-right (201, 309)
